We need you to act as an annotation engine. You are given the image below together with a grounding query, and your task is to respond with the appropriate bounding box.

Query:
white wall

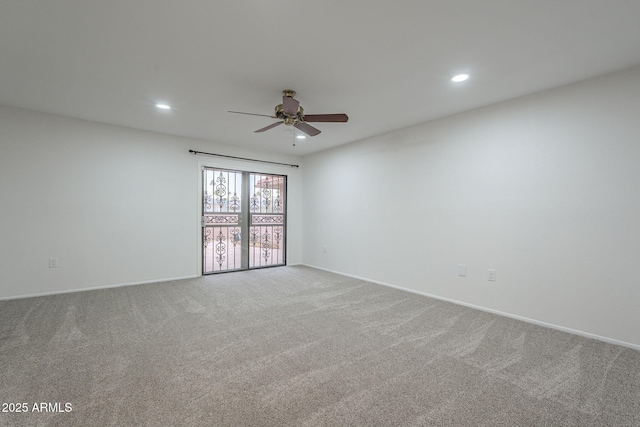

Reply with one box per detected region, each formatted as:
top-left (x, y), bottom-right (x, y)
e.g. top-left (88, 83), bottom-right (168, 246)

top-left (0, 107), bottom-right (302, 299)
top-left (302, 66), bottom-right (640, 347)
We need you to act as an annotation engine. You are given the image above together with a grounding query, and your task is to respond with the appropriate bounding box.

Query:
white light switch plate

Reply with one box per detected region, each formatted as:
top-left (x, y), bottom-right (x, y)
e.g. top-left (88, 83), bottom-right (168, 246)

top-left (457, 264), bottom-right (467, 276)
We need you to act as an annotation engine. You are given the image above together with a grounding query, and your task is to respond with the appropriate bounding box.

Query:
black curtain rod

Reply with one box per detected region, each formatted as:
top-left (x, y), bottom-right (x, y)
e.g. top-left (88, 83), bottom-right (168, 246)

top-left (189, 150), bottom-right (299, 168)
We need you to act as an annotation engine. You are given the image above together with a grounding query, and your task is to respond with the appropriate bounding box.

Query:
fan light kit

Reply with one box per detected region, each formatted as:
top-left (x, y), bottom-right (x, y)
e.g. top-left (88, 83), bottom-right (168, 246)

top-left (229, 90), bottom-right (349, 137)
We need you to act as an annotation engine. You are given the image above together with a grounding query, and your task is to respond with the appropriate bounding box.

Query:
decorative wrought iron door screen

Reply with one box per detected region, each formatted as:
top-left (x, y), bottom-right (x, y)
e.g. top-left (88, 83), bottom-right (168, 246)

top-left (202, 167), bottom-right (286, 274)
top-left (248, 173), bottom-right (286, 268)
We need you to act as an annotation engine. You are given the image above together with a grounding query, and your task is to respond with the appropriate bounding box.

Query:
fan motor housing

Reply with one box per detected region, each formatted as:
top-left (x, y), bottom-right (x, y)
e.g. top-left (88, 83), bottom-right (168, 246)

top-left (275, 104), bottom-right (304, 123)
top-left (228, 89), bottom-right (346, 136)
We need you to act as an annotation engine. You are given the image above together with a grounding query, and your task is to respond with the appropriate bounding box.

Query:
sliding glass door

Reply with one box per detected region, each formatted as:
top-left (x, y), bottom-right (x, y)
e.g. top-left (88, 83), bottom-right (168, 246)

top-left (202, 167), bottom-right (286, 274)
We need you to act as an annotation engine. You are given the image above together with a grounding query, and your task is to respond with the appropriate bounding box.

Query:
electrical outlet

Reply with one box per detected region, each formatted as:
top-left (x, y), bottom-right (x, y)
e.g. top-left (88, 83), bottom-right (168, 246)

top-left (323, 246), bottom-right (328, 253)
top-left (49, 258), bottom-right (58, 268)
top-left (457, 264), bottom-right (467, 277)
top-left (488, 269), bottom-right (496, 281)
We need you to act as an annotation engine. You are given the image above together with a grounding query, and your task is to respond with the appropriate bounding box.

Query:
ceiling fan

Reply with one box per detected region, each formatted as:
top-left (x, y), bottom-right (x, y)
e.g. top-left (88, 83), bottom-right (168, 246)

top-left (229, 90), bottom-right (348, 137)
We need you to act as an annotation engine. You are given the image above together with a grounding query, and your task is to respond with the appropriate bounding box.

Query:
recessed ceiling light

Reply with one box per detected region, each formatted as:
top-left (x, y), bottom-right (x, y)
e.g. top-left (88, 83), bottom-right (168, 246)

top-left (296, 135), bottom-right (306, 139)
top-left (451, 74), bottom-right (470, 82)
top-left (155, 103), bottom-right (171, 110)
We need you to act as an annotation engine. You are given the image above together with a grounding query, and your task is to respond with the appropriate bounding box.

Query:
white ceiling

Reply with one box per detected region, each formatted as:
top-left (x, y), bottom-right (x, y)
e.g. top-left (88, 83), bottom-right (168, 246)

top-left (2, 1), bottom-right (640, 156)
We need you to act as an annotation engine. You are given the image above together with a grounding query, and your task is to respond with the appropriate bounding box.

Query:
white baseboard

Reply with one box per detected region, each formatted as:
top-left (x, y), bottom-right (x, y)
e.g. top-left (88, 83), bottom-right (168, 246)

top-left (301, 263), bottom-right (640, 352)
top-left (0, 275), bottom-right (200, 301)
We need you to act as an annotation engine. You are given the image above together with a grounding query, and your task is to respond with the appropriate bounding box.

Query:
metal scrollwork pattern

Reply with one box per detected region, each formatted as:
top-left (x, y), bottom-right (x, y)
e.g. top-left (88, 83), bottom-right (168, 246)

top-left (229, 192), bottom-right (240, 212)
top-left (273, 194), bottom-right (282, 213)
top-left (262, 189), bottom-right (271, 212)
top-left (230, 228), bottom-right (241, 247)
top-left (215, 229), bottom-right (226, 267)
top-left (249, 227), bottom-right (259, 246)
top-left (250, 192), bottom-right (260, 212)
top-left (204, 192), bottom-right (213, 212)
top-left (274, 227), bottom-right (282, 246)
top-left (251, 215), bottom-right (283, 224)
top-left (214, 172), bottom-right (227, 210)
top-left (261, 230), bottom-right (272, 262)
top-left (203, 227), bottom-right (213, 248)
top-left (206, 215), bottom-right (239, 224)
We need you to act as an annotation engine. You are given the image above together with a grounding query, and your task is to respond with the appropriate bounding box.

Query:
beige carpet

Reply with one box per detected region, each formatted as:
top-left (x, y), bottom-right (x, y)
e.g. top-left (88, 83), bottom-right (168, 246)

top-left (1, 266), bottom-right (639, 426)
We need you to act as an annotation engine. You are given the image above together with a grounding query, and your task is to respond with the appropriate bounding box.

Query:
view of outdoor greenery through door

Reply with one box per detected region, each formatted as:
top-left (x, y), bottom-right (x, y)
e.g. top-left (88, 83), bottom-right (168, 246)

top-left (202, 167), bottom-right (286, 273)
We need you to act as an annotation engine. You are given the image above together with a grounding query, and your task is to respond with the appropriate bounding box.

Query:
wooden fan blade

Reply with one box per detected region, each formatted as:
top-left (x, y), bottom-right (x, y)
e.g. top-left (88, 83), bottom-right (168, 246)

top-left (254, 122), bottom-right (283, 133)
top-left (229, 111), bottom-right (277, 118)
top-left (303, 113), bottom-right (349, 123)
top-left (282, 96), bottom-right (299, 116)
top-left (294, 121), bottom-right (321, 137)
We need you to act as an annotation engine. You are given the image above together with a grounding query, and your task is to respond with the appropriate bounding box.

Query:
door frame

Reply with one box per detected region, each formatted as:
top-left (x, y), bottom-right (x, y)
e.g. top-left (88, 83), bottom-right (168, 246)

top-left (197, 159), bottom-right (292, 275)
